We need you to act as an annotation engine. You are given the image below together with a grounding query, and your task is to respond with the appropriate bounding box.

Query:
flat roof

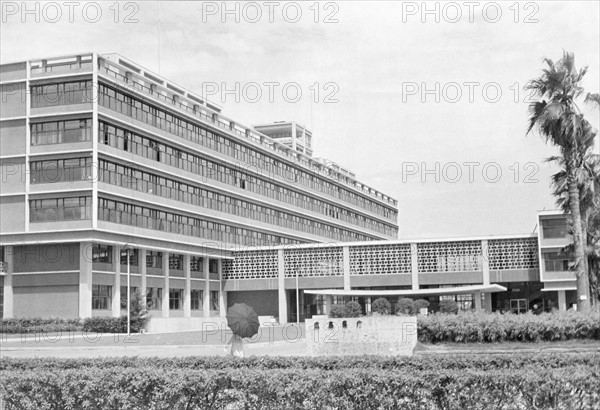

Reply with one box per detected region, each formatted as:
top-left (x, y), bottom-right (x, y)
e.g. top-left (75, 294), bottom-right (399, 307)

top-left (305, 284), bottom-right (507, 297)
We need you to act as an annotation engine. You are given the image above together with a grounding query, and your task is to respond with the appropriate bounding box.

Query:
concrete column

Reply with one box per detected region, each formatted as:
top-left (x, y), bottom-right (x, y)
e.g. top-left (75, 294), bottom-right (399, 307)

top-left (324, 295), bottom-right (332, 316)
top-left (79, 242), bottom-right (93, 318)
top-left (410, 243), bottom-right (419, 290)
top-left (558, 290), bottom-right (567, 311)
top-left (481, 240), bottom-right (490, 285)
top-left (140, 248), bottom-right (147, 309)
top-left (162, 251), bottom-right (169, 318)
top-left (183, 254), bottom-right (191, 318)
top-left (218, 259), bottom-right (227, 317)
top-left (483, 294), bottom-right (493, 312)
top-left (474, 291), bottom-right (482, 312)
top-left (203, 257), bottom-right (210, 317)
top-left (112, 245), bottom-right (121, 317)
top-left (277, 249), bottom-right (287, 324)
top-left (2, 245), bottom-right (14, 318)
top-left (342, 246), bottom-right (351, 290)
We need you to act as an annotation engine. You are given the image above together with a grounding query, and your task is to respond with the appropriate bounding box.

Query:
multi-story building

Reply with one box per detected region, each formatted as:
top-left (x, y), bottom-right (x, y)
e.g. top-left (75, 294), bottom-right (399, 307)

top-left (0, 53), bottom-right (586, 329)
top-left (0, 52), bottom-right (398, 326)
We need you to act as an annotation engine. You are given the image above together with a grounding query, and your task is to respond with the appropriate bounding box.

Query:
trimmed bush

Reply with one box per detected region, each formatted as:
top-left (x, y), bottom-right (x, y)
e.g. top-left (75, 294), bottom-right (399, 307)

top-left (372, 297), bottom-right (392, 315)
top-left (418, 311), bottom-right (600, 343)
top-left (396, 298), bottom-right (415, 315)
top-left (440, 299), bottom-right (459, 314)
top-left (413, 299), bottom-right (430, 314)
top-left (329, 304), bottom-right (346, 318)
top-left (329, 301), bottom-right (362, 318)
top-left (344, 301), bottom-right (362, 317)
top-left (0, 318), bottom-right (83, 334)
top-left (0, 354), bottom-right (598, 409)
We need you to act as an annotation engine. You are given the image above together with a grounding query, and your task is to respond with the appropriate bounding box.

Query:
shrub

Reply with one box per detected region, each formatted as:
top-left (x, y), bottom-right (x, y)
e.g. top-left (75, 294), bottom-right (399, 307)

top-left (418, 311), bottom-right (600, 343)
top-left (0, 318), bottom-right (83, 334)
top-left (0, 354), bottom-right (598, 409)
top-left (344, 301), bottom-right (362, 318)
top-left (371, 298), bottom-right (391, 315)
top-left (396, 298), bottom-right (415, 315)
top-left (439, 299), bottom-right (459, 314)
top-left (329, 305), bottom-right (346, 318)
top-left (413, 299), bottom-right (430, 314)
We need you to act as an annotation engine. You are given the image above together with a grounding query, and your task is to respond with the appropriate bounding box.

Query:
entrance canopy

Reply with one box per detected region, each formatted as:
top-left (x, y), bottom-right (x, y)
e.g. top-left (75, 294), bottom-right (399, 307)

top-left (304, 284), bottom-right (507, 297)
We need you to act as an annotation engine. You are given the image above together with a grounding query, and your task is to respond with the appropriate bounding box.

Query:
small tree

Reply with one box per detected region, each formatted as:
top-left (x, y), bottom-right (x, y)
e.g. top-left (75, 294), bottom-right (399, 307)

top-left (329, 304), bottom-right (346, 318)
top-left (413, 299), bottom-right (430, 314)
top-left (439, 299), bottom-right (459, 314)
top-left (128, 290), bottom-right (149, 332)
top-left (344, 301), bottom-right (362, 318)
top-left (372, 298), bottom-right (392, 315)
top-left (396, 298), bottom-right (415, 316)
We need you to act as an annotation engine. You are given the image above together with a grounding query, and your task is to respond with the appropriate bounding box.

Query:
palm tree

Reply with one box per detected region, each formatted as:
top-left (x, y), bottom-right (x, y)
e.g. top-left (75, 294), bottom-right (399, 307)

top-left (549, 148), bottom-right (600, 307)
top-left (526, 51), bottom-right (600, 312)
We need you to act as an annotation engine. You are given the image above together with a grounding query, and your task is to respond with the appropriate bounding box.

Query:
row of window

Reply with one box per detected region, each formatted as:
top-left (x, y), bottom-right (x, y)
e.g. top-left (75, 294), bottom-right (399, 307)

top-left (98, 121), bottom-right (395, 237)
top-left (31, 81), bottom-right (92, 108)
top-left (98, 83), bottom-right (396, 221)
top-left (91, 244), bottom-right (216, 273)
top-left (91, 285), bottom-right (218, 311)
top-left (98, 159), bottom-right (389, 239)
top-left (29, 196), bottom-right (92, 222)
top-left (31, 119), bottom-right (92, 146)
top-left (30, 157), bottom-right (92, 184)
top-left (98, 197), bottom-right (302, 246)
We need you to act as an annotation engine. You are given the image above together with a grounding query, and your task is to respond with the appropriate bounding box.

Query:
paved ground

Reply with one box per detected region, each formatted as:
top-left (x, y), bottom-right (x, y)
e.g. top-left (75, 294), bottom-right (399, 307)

top-left (2, 326), bottom-right (598, 358)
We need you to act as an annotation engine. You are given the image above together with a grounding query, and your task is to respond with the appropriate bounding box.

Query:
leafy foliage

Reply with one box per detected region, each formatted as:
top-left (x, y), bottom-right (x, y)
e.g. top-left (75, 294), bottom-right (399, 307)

top-left (328, 301), bottom-right (362, 318)
top-left (413, 299), bottom-right (430, 313)
top-left (396, 298), bottom-right (415, 316)
top-left (1, 354), bottom-right (598, 409)
top-left (418, 311), bottom-right (600, 343)
top-left (371, 298), bottom-right (392, 315)
top-left (439, 300), bottom-right (459, 314)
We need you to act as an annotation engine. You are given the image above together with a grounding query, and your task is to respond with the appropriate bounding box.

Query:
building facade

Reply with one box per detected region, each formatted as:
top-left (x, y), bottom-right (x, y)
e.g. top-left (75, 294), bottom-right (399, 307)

top-left (0, 53), bottom-right (580, 327)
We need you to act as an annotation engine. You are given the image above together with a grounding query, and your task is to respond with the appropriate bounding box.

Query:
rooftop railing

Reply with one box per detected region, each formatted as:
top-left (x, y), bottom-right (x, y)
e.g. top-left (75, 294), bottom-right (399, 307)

top-left (98, 58), bottom-right (398, 208)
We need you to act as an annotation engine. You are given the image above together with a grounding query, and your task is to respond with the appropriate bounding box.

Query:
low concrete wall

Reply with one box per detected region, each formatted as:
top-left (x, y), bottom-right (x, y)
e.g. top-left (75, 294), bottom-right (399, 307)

top-left (147, 317), bottom-right (227, 333)
top-left (305, 316), bottom-right (417, 356)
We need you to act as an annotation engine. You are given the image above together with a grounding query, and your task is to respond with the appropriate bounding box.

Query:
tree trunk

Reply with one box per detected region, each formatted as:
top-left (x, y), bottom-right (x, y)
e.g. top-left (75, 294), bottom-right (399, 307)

top-left (568, 173), bottom-right (591, 312)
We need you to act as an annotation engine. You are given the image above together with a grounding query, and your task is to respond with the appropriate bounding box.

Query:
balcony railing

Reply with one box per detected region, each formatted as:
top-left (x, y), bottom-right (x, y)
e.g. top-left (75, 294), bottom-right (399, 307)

top-left (98, 61), bottom-right (398, 208)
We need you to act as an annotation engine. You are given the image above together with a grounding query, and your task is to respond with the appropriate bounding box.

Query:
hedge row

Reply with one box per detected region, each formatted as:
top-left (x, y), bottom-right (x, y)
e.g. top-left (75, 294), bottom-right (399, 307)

top-left (1, 353), bottom-right (598, 372)
top-left (418, 311), bottom-right (600, 343)
top-left (0, 316), bottom-right (147, 334)
top-left (1, 362), bottom-right (598, 409)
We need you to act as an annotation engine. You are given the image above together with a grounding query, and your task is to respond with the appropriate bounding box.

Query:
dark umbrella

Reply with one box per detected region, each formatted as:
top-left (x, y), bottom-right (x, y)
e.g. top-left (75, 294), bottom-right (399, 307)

top-left (226, 303), bottom-right (260, 338)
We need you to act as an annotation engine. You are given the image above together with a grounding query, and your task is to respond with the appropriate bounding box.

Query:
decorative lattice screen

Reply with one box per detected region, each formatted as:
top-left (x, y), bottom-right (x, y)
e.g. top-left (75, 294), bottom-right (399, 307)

top-left (284, 246), bottom-right (343, 277)
top-left (488, 238), bottom-right (539, 270)
top-left (349, 244), bottom-right (411, 275)
top-left (417, 241), bottom-right (482, 273)
top-left (222, 249), bottom-right (278, 279)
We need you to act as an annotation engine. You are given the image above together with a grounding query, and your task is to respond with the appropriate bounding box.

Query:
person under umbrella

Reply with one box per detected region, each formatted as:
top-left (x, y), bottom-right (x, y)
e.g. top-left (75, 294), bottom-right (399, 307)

top-left (226, 303), bottom-right (260, 357)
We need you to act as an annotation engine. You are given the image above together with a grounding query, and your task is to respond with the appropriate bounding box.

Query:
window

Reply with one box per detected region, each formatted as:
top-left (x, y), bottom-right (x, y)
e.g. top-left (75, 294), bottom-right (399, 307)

top-left (146, 251), bottom-right (162, 268)
top-left (120, 286), bottom-right (138, 309)
top-left (209, 259), bottom-right (219, 274)
top-left (120, 248), bottom-right (139, 266)
top-left (30, 157), bottom-right (92, 183)
top-left (542, 218), bottom-right (569, 239)
top-left (210, 290), bottom-right (219, 311)
top-left (169, 288), bottom-right (183, 310)
top-left (92, 285), bottom-right (112, 310)
top-left (190, 257), bottom-right (203, 272)
top-left (0, 286), bottom-right (3, 319)
top-left (146, 287), bottom-right (162, 310)
top-left (29, 196), bottom-right (92, 222)
top-left (31, 81), bottom-right (92, 108)
top-left (92, 244), bottom-right (112, 264)
top-left (169, 254), bottom-right (183, 270)
top-left (543, 252), bottom-right (570, 271)
top-left (191, 290), bottom-right (203, 310)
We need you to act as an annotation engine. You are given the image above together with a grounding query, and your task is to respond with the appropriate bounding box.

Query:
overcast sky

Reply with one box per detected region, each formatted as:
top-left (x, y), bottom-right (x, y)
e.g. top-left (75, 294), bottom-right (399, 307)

top-left (2, 1), bottom-right (599, 239)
